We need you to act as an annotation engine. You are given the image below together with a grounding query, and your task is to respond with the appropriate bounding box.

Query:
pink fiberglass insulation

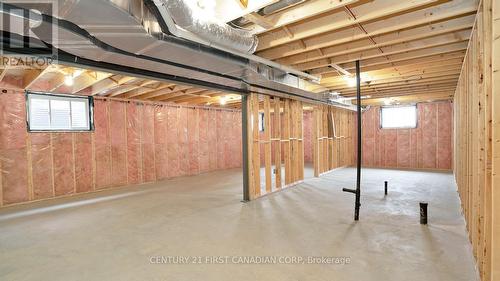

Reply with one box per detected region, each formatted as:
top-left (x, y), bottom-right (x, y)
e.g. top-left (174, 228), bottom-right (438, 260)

top-left (74, 133), bottom-right (93, 193)
top-left (154, 105), bottom-right (169, 180)
top-left (363, 138), bottom-right (375, 166)
top-left (110, 101), bottom-right (128, 186)
top-left (167, 106), bottom-right (180, 178)
top-left (361, 101), bottom-right (453, 170)
top-left (0, 93), bottom-right (243, 207)
top-left (421, 103), bottom-right (438, 168)
top-left (216, 110), bottom-right (225, 170)
top-left (30, 133), bottom-right (53, 199)
top-left (383, 130), bottom-right (398, 167)
top-left (361, 108), bottom-right (375, 166)
top-left (198, 108), bottom-right (209, 173)
top-left (0, 93), bottom-right (29, 204)
top-left (236, 112), bottom-right (243, 167)
top-left (437, 102), bottom-right (453, 169)
top-left (94, 99), bottom-right (112, 189)
top-left (208, 109), bottom-right (218, 170)
top-left (52, 133), bottom-right (75, 196)
top-left (178, 107), bottom-right (189, 176)
top-left (397, 130), bottom-right (411, 168)
top-left (142, 104), bottom-right (156, 182)
top-left (223, 113), bottom-right (232, 169)
top-left (409, 130), bottom-right (419, 168)
top-left (303, 111), bottom-right (313, 163)
top-left (126, 102), bottom-right (142, 184)
top-left (232, 111), bottom-right (242, 168)
top-left (188, 108), bottom-right (200, 175)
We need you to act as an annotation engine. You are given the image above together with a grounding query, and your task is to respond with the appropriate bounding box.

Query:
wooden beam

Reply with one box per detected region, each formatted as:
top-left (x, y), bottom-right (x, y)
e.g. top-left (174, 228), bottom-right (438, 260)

top-left (490, 0), bottom-right (500, 279)
top-left (107, 80), bottom-right (159, 97)
top-left (312, 105), bottom-right (320, 177)
top-left (362, 92), bottom-right (453, 105)
top-left (341, 83), bottom-right (459, 97)
top-left (160, 88), bottom-right (210, 102)
top-left (21, 69), bottom-right (45, 89)
top-left (283, 99), bottom-right (291, 185)
top-left (70, 71), bottom-right (113, 94)
top-left (333, 76), bottom-right (460, 94)
top-left (263, 96), bottom-right (272, 193)
top-left (267, 13), bottom-right (476, 61)
top-left (245, 94), bottom-right (256, 200)
top-left (313, 52), bottom-right (465, 77)
top-left (78, 76), bottom-right (137, 96)
top-left (340, 50), bottom-right (467, 74)
top-left (251, 93), bottom-right (261, 197)
top-left (243, 12), bottom-right (275, 29)
top-left (273, 97), bottom-right (282, 189)
top-left (319, 64), bottom-right (463, 89)
top-left (114, 82), bottom-right (163, 98)
top-left (248, 0), bottom-right (358, 34)
top-left (151, 86), bottom-right (200, 101)
top-left (294, 31), bottom-right (470, 72)
top-left (257, 0), bottom-right (442, 51)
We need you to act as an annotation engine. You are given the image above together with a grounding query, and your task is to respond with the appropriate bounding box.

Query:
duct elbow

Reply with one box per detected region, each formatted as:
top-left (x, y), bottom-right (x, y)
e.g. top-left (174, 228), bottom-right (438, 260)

top-left (155, 0), bottom-right (259, 54)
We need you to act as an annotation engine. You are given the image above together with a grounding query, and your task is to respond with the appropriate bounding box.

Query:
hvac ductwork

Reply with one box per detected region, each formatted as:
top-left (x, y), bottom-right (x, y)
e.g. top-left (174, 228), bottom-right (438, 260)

top-left (155, 0), bottom-right (258, 54)
top-left (0, 0), bottom-right (354, 109)
top-left (151, 0), bottom-right (319, 81)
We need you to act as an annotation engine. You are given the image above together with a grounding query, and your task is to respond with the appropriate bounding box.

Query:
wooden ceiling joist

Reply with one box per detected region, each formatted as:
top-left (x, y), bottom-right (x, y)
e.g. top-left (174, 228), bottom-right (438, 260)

top-left (247, 0), bottom-right (359, 34)
top-left (257, 0), bottom-right (442, 51)
top-left (317, 64), bottom-right (463, 89)
top-left (267, 11), bottom-right (476, 62)
top-left (360, 92), bottom-right (454, 105)
top-left (295, 31), bottom-right (470, 72)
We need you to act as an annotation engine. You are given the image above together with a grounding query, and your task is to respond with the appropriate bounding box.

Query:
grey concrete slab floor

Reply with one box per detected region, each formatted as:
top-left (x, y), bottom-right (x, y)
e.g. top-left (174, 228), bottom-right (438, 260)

top-left (0, 167), bottom-right (478, 281)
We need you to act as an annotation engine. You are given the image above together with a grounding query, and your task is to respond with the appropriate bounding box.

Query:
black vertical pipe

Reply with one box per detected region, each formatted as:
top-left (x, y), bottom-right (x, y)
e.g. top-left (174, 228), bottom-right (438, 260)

top-left (384, 181), bottom-right (388, 195)
top-left (241, 94), bottom-right (250, 202)
top-left (354, 60), bottom-right (361, 221)
top-left (420, 202), bottom-right (428, 224)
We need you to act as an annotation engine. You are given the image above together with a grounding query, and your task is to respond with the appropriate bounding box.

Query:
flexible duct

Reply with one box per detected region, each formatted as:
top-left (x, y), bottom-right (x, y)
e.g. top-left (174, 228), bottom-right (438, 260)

top-left (156, 0), bottom-right (258, 54)
top-left (151, 0), bottom-right (320, 82)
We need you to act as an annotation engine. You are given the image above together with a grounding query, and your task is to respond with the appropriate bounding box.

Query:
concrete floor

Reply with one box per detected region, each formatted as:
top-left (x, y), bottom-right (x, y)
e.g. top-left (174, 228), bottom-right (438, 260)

top-left (0, 167), bottom-right (478, 281)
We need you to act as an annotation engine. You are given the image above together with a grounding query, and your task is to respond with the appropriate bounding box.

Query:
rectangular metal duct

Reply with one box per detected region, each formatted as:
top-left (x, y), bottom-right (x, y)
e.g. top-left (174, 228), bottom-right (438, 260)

top-left (0, 0), bottom-right (355, 109)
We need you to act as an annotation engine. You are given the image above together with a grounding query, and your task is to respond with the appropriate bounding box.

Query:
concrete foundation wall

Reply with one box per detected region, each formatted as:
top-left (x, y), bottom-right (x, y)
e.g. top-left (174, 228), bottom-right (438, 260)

top-left (0, 91), bottom-right (242, 207)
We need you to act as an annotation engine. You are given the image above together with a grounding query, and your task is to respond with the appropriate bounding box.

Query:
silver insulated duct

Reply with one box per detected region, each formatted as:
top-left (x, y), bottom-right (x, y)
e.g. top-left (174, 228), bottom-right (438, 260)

top-left (156, 0), bottom-right (258, 54)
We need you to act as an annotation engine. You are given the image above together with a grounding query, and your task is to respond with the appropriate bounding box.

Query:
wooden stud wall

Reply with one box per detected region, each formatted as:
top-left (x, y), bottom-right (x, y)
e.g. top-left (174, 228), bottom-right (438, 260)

top-left (312, 105), bottom-right (356, 176)
top-left (453, 0), bottom-right (499, 280)
top-left (491, 0), bottom-right (500, 279)
top-left (245, 93), bottom-right (305, 200)
top-left (0, 91), bottom-right (242, 207)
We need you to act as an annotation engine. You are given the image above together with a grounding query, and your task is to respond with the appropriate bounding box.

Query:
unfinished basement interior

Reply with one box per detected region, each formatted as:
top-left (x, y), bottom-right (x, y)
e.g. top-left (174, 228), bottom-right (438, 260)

top-left (0, 0), bottom-right (499, 280)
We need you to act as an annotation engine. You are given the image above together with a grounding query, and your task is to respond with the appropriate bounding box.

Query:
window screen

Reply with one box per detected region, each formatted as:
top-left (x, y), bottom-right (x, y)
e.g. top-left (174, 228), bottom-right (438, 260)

top-left (27, 93), bottom-right (93, 131)
top-left (381, 105), bottom-right (417, 129)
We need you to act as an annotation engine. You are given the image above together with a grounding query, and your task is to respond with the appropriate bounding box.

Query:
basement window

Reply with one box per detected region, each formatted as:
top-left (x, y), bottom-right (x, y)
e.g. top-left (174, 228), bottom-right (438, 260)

top-left (380, 105), bottom-right (417, 129)
top-left (27, 92), bottom-right (94, 132)
top-left (258, 112), bottom-right (265, 132)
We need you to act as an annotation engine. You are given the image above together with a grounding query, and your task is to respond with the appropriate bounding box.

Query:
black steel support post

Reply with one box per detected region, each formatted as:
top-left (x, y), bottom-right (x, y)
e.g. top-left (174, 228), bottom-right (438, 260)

top-left (384, 181), bottom-right (388, 195)
top-left (241, 94), bottom-right (250, 202)
top-left (342, 60), bottom-right (362, 221)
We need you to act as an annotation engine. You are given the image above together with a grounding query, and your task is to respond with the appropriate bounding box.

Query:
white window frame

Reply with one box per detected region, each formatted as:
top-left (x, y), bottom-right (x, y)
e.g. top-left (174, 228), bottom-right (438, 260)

top-left (258, 112), bottom-right (265, 132)
top-left (26, 92), bottom-right (94, 132)
top-left (380, 105), bottom-right (417, 129)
